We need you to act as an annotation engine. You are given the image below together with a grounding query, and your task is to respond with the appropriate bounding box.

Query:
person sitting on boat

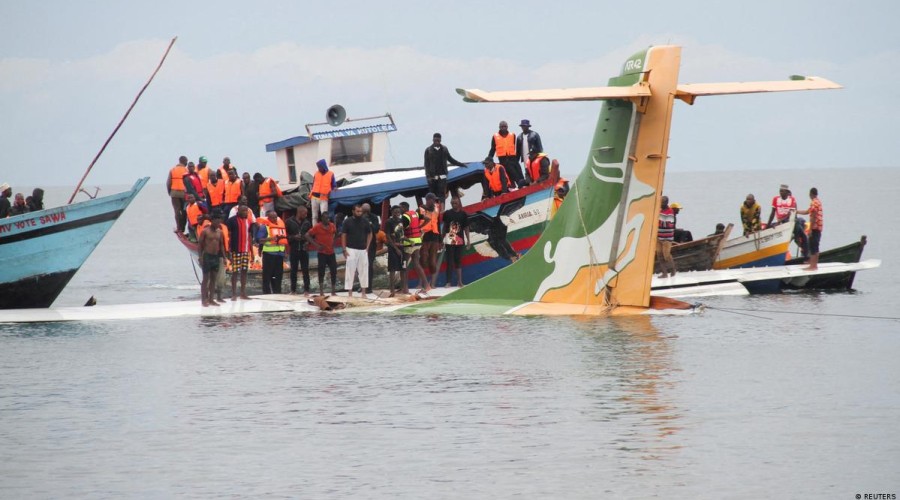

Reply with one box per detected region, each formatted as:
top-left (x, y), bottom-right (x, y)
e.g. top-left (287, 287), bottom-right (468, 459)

top-left (767, 184), bottom-right (808, 258)
top-left (424, 132), bottom-right (468, 203)
top-left (488, 121), bottom-right (522, 189)
top-left (184, 193), bottom-right (207, 241)
top-left (26, 188), bottom-right (44, 212)
top-left (656, 195), bottom-right (677, 279)
top-left (0, 183), bottom-right (11, 218)
top-left (481, 158), bottom-right (510, 199)
top-left (9, 193), bottom-right (29, 216)
top-left (167, 155), bottom-right (189, 235)
top-left (525, 151), bottom-right (551, 186)
top-left (305, 211), bottom-right (338, 296)
top-left (670, 202), bottom-right (693, 243)
top-left (310, 159), bottom-right (336, 225)
top-left (709, 223), bottom-right (726, 237)
top-left (552, 178), bottom-right (570, 216)
top-left (740, 194), bottom-right (762, 235)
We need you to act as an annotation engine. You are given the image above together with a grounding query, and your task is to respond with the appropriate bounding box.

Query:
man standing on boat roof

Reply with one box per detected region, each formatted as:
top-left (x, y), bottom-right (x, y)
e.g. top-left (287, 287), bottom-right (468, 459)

top-left (515, 119), bottom-right (542, 189)
top-left (310, 159), bottom-right (336, 225)
top-left (488, 121), bottom-right (522, 189)
top-left (424, 132), bottom-right (467, 203)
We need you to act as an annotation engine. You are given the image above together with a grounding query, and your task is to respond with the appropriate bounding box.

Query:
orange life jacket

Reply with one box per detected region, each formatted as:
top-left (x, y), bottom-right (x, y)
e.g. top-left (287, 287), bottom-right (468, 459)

top-left (311, 170), bottom-right (335, 199)
top-left (169, 164), bottom-right (187, 191)
top-left (258, 177), bottom-right (283, 204)
top-left (420, 205), bottom-right (441, 235)
top-left (493, 132), bottom-right (516, 157)
top-left (260, 217), bottom-right (287, 253)
top-left (484, 165), bottom-right (505, 193)
top-left (527, 153), bottom-right (548, 182)
top-left (186, 202), bottom-right (203, 226)
top-left (207, 180), bottom-right (225, 207)
top-left (224, 179), bottom-right (243, 204)
top-left (197, 167), bottom-right (210, 189)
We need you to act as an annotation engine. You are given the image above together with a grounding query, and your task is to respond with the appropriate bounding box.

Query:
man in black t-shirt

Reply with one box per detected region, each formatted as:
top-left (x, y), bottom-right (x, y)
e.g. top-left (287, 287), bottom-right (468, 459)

top-left (341, 204), bottom-right (373, 298)
top-left (286, 206), bottom-right (312, 295)
top-left (385, 205), bottom-right (409, 296)
top-left (441, 197), bottom-right (471, 287)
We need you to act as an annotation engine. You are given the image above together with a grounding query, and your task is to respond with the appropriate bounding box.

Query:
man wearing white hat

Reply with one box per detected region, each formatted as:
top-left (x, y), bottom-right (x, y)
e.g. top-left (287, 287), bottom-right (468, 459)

top-left (0, 183), bottom-right (11, 218)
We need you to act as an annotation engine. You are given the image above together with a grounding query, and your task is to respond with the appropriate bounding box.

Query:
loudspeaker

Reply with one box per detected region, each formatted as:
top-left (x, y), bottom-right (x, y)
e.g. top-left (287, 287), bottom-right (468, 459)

top-left (326, 105), bottom-right (346, 127)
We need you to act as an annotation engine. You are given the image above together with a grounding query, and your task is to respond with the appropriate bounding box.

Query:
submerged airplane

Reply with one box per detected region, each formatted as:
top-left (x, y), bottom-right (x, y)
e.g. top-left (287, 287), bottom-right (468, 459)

top-left (1, 45), bottom-right (862, 323)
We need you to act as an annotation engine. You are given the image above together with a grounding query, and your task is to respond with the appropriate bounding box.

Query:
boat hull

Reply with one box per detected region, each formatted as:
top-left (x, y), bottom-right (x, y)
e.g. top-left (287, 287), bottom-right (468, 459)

top-left (0, 178), bottom-right (149, 309)
top-left (714, 221), bottom-right (793, 270)
top-left (782, 236), bottom-right (867, 290)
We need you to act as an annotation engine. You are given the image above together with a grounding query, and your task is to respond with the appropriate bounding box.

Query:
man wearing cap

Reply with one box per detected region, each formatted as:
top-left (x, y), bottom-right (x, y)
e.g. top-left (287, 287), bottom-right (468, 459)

top-left (310, 159), bottom-right (336, 224)
top-left (197, 156), bottom-right (211, 190)
top-left (424, 132), bottom-right (467, 202)
top-left (516, 119), bottom-right (543, 188)
top-left (767, 183), bottom-right (808, 258)
top-left (488, 121), bottom-right (522, 188)
top-left (0, 183), bottom-right (12, 218)
top-left (670, 202), bottom-right (693, 243)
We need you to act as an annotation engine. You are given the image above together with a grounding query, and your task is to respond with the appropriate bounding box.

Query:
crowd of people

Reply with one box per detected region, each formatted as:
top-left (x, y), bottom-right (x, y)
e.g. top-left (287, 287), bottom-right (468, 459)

top-left (0, 183), bottom-right (44, 218)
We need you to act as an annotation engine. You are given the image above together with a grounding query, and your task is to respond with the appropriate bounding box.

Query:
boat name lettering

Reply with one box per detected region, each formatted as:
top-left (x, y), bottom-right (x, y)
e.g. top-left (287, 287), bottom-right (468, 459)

top-left (0, 211), bottom-right (67, 233)
top-left (517, 210), bottom-right (535, 220)
top-left (311, 124), bottom-right (398, 140)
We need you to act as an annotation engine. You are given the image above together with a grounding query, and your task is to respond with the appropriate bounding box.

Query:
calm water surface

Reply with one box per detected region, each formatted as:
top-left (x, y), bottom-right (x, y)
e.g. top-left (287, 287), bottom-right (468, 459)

top-left (1, 168), bottom-right (898, 498)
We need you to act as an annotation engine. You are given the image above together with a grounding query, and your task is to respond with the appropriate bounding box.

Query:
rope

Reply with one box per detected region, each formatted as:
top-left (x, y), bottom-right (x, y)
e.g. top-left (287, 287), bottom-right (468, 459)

top-left (571, 181), bottom-right (611, 315)
top-left (708, 306), bottom-right (900, 322)
top-left (189, 250), bottom-right (201, 285)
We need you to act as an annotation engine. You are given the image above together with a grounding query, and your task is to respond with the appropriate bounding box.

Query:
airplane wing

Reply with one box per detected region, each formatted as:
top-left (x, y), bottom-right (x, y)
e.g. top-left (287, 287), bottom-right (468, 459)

top-left (675, 76), bottom-right (841, 104)
top-left (456, 84), bottom-right (651, 103)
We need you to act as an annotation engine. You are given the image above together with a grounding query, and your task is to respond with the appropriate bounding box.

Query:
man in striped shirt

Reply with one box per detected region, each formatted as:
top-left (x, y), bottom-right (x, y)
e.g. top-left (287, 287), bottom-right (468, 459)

top-left (656, 196), bottom-right (677, 279)
top-left (798, 187), bottom-right (823, 271)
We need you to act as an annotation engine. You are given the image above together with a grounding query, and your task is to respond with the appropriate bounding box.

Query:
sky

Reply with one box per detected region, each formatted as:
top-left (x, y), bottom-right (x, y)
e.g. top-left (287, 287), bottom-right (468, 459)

top-left (1, 0), bottom-right (898, 189)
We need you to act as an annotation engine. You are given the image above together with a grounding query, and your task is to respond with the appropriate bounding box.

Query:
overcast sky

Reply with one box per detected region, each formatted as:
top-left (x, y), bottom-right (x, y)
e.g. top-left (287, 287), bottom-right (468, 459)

top-left (2, 0), bottom-right (898, 189)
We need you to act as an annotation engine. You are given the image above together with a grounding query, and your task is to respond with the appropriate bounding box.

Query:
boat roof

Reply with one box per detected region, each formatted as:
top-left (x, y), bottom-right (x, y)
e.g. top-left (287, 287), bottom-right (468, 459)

top-left (330, 162), bottom-right (484, 208)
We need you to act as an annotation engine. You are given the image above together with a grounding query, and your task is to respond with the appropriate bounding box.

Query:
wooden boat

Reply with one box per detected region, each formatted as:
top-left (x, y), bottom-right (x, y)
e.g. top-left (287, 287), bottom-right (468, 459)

top-left (658, 224), bottom-right (732, 273)
top-left (714, 215), bottom-right (794, 270)
top-left (782, 235), bottom-right (868, 290)
top-left (0, 178), bottom-right (150, 309)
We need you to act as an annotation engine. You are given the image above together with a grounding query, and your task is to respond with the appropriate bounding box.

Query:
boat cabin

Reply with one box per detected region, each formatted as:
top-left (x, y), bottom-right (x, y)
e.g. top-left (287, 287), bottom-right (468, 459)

top-left (264, 109), bottom-right (397, 189)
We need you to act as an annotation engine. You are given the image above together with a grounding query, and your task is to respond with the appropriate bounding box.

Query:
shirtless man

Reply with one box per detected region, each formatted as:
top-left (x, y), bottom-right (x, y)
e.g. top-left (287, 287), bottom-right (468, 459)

top-left (198, 214), bottom-right (227, 306)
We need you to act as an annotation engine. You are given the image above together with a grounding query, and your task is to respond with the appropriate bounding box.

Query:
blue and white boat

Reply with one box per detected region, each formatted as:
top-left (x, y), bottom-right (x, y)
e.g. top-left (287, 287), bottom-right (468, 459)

top-left (0, 177), bottom-right (149, 309)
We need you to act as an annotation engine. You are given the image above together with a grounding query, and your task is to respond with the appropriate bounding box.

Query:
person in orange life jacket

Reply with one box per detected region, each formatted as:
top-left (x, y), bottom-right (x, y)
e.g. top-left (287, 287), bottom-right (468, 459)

top-left (385, 205), bottom-right (409, 296)
top-left (305, 212), bottom-right (338, 296)
top-left (244, 172), bottom-right (261, 217)
top-left (222, 168), bottom-right (244, 217)
top-left (656, 195), bottom-right (677, 279)
top-left (205, 172), bottom-right (226, 216)
top-left (481, 158), bottom-right (510, 199)
top-left (256, 209), bottom-right (287, 294)
top-left (525, 151), bottom-right (551, 185)
top-left (424, 132), bottom-right (467, 203)
top-left (488, 120), bottom-right (524, 189)
top-left (218, 157), bottom-right (234, 182)
top-left (184, 193), bottom-right (207, 241)
top-left (418, 193), bottom-right (443, 289)
top-left (766, 183), bottom-right (809, 258)
top-left (310, 159), bottom-right (337, 224)
top-left (198, 212), bottom-right (227, 307)
top-left (341, 204), bottom-right (373, 299)
top-left (166, 155), bottom-right (189, 235)
top-left (553, 178), bottom-right (570, 213)
top-left (226, 204), bottom-right (257, 300)
top-left (516, 119), bottom-right (543, 186)
top-left (797, 187), bottom-right (823, 270)
top-left (399, 200), bottom-right (430, 293)
top-left (196, 156), bottom-right (210, 190)
top-left (184, 162), bottom-right (206, 209)
top-left (286, 206), bottom-right (312, 295)
top-left (361, 203), bottom-right (380, 294)
top-left (254, 172), bottom-right (282, 216)
top-left (442, 197), bottom-right (471, 287)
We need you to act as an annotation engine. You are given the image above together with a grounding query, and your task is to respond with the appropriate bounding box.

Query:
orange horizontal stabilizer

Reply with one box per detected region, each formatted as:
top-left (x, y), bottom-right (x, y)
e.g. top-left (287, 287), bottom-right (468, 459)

top-left (456, 84), bottom-right (651, 103)
top-left (675, 76), bottom-right (842, 104)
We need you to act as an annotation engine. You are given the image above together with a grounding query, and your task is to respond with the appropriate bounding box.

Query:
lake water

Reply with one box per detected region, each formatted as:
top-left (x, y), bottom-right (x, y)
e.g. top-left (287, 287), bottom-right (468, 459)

top-left (1, 167), bottom-right (898, 498)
